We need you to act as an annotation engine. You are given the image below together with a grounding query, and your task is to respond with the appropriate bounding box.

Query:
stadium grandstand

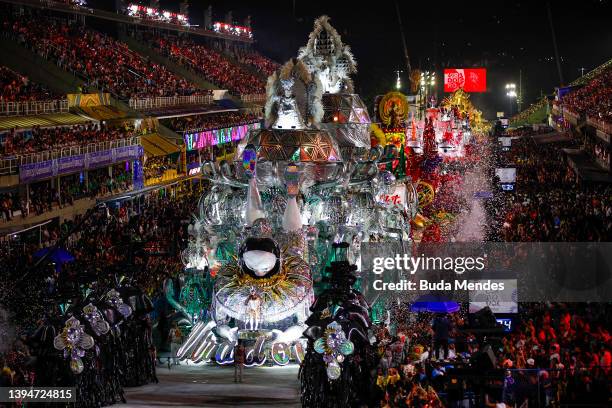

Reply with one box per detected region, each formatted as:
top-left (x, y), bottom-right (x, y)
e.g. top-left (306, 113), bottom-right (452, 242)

top-left (0, 0), bottom-right (267, 230)
top-left (508, 58), bottom-right (612, 184)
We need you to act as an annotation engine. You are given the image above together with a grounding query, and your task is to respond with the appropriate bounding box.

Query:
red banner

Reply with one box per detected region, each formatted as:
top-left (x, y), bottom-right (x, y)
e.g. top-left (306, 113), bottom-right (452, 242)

top-left (444, 68), bottom-right (487, 92)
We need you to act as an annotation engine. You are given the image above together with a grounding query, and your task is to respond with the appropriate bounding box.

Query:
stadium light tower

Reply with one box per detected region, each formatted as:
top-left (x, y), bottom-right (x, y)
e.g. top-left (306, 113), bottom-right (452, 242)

top-left (420, 71), bottom-right (436, 107)
top-left (505, 83), bottom-right (517, 115)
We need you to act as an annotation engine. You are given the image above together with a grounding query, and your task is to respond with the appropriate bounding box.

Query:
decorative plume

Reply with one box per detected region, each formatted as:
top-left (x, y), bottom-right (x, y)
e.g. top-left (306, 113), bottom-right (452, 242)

top-left (298, 15), bottom-right (357, 94)
top-left (265, 72), bottom-right (279, 128)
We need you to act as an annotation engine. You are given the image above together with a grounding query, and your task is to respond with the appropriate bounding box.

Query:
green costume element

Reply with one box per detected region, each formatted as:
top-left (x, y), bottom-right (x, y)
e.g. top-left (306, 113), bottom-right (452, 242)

top-left (164, 270), bottom-right (214, 326)
top-left (311, 221), bottom-right (335, 296)
top-left (396, 141), bottom-right (407, 180)
top-left (163, 277), bottom-right (192, 325)
top-left (215, 240), bottom-right (236, 264)
top-left (179, 269), bottom-right (213, 321)
top-left (369, 298), bottom-right (386, 324)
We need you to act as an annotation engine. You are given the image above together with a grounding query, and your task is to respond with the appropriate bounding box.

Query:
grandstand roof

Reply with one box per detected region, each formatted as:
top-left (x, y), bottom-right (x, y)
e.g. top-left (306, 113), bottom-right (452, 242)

top-left (0, 112), bottom-right (91, 132)
top-left (74, 105), bottom-right (128, 121)
top-left (141, 134), bottom-right (180, 157)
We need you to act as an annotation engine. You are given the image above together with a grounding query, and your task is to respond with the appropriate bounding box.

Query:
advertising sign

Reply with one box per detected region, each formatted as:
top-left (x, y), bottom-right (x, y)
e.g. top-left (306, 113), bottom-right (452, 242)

top-left (444, 68), bottom-right (487, 92)
top-left (495, 167), bottom-right (517, 184)
top-left (19, 146), bottom-right (144, 183)
top-left (57, 155), bottom-right (85, 176)
top-left (19, 160), bottom-right (56, 183)
top-left (87, 150), bottom-right (114, 169)
top-left (185, 122), bottom-right (261, 151)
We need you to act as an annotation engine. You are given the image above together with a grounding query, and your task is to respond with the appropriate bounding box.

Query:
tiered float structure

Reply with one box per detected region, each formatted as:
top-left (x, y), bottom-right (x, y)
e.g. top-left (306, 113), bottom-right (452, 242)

top-left (174, 16), bottom-right (419, 368)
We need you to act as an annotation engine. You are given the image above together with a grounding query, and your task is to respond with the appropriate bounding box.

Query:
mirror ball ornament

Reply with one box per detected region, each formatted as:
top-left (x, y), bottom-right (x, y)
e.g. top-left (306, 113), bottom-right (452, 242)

top-left (380, 170), bottom-right (396, 186)
top-left (313, 321), bottom-right (355, 380)
top-left (53, 316), bottom-right (95, 374)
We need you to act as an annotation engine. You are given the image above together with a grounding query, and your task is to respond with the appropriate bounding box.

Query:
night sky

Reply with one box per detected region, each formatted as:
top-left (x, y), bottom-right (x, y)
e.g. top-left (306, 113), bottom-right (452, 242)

top-left (102, 1), bottom-right (612, 119)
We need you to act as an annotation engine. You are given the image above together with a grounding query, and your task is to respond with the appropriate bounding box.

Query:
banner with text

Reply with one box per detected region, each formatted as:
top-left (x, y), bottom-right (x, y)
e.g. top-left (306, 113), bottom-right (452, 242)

top-left (19, 146), bottom-right (143, 183)
top-left (359, 242), bottom-right (612, 306)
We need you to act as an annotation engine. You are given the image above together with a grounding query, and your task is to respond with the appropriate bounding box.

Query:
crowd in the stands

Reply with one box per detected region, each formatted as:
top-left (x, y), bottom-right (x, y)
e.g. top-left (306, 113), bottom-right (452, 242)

top-left (2, 13), bottom-right (205, 100)
top-left (228, 48), bottom-right (280, 77)
top-left (144, 155), bottom-right (178, 180)
top-left (0, 165), bottom-right (133, 222)
top-left (487, 131), bottom-right (612, 242)
top-left (374, 302), bottom-right (611, 407)
top-left (0, 122), bottom-right (136, 156)
top-left (556, 67), bottom-right (612, 124)
top-left (153, 37), bottom-right (267, 95)
top-left (166, 111), bottom-right (260, 132)
top-left (503, 125), bottom-right (554, 138)
top-left (0, 66), bottom-right (61, 103)
top-left (509, 98), bottom-right (548, 127)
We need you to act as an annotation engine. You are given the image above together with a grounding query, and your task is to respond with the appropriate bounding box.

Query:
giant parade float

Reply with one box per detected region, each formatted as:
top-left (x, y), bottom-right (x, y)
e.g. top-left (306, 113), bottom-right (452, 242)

top-left (168, 16), bottom-right (487, 402)
top-left (172, 15), bottom-right (418, 370)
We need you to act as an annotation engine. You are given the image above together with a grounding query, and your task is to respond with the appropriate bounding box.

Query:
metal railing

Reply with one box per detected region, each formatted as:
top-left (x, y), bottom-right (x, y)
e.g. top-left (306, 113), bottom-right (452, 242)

top-left (240, 94), bottom-right (266, 103)
top-left (0, 156), bottom-right (19, 176)
top-left (0, 99), bottom-right (69, 116)
top-left (128, 94), bottom-right (214, 110)
top-left (0, 136), bottom-right (141, 175)
top-left (587, 116), bottom-right (612, 135)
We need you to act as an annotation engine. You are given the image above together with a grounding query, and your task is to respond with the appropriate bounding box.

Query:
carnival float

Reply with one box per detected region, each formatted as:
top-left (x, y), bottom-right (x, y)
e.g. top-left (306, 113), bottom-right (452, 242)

top-left (171, 15), bottom-right (486, 405)
top-left (172, 16), bottom-right (418, 374)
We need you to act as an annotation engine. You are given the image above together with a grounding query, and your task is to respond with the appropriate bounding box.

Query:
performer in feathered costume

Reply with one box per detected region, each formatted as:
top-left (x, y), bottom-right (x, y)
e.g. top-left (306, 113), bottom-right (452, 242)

top-left (265, 58), bottom-right (324, 129)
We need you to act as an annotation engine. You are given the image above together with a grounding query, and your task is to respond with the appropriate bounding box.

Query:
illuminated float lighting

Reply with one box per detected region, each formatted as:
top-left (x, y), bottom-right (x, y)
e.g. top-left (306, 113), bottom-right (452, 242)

top-left (184, 122), bottom-right (261, 150)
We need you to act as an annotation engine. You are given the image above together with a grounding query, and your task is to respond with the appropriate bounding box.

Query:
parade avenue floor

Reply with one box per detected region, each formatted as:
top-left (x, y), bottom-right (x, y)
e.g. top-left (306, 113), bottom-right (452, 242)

top-left (113, 364), bottom-right (301, 407)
